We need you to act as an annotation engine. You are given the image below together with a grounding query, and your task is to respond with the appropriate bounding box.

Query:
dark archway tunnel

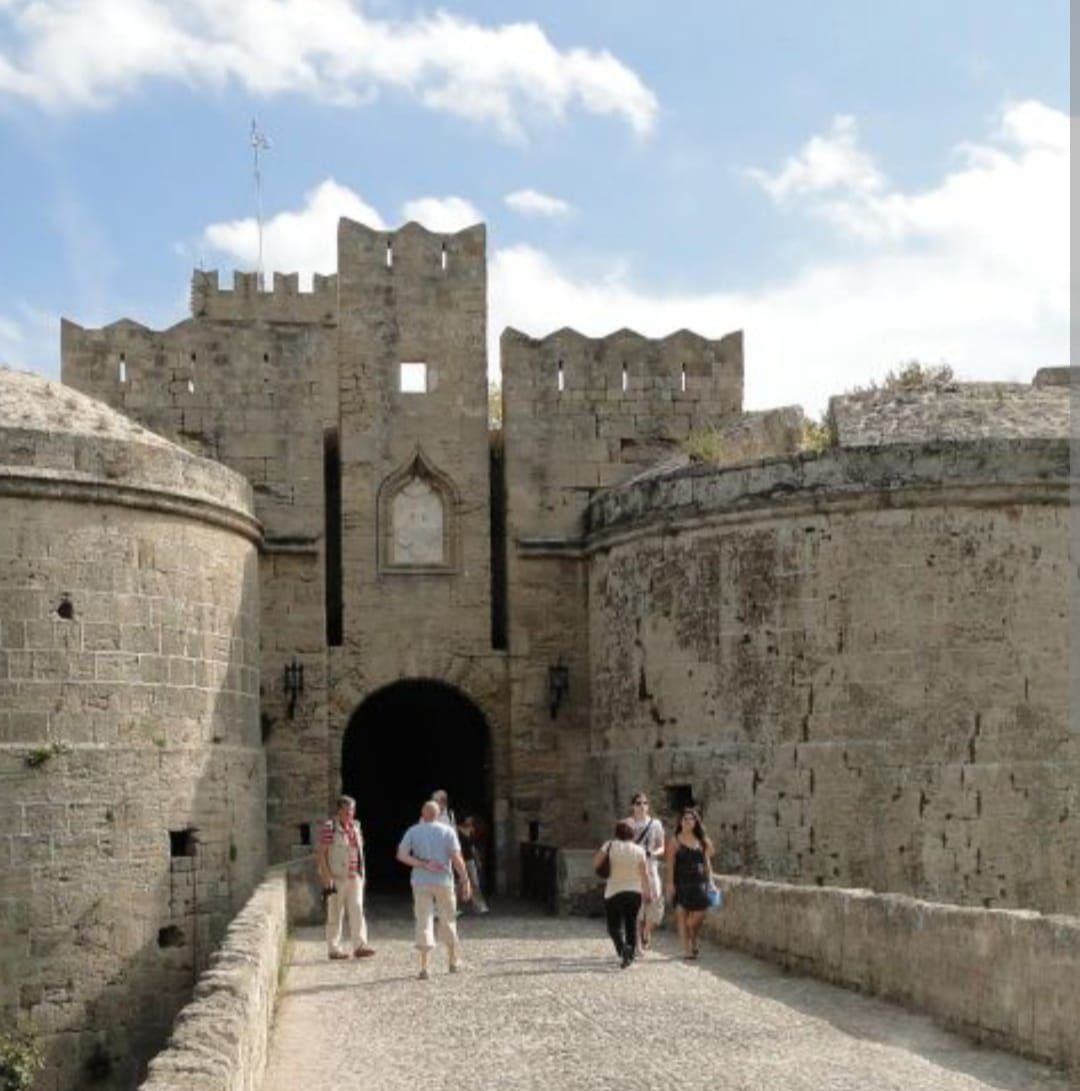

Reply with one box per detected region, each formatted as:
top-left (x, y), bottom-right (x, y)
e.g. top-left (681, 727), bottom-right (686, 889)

top-left (342, 679), bottom-right (493, 892)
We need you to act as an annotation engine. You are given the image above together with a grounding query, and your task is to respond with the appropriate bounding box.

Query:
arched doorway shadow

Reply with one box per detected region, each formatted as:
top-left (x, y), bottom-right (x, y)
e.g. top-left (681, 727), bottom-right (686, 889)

top-left (343, 679), bottom-right (492, 893)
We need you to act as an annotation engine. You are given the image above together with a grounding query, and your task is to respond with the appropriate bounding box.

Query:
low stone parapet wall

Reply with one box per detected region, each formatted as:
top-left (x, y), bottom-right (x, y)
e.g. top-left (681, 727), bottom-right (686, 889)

top-left (138, 862), bottom-right (298, 1090)
top-left (704, 877), bottom-right (1080, 1073)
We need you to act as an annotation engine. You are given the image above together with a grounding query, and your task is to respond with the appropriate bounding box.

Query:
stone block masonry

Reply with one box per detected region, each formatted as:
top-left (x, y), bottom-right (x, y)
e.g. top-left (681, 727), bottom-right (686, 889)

top-left (706, 876), bottom-right (1080, 1072)
top-left (139, 865), bottom-right (290, 1091)
top-left (0, 367), bottom-right (265, 1090)
top-left (585, 437), bottom-right (1074, 916)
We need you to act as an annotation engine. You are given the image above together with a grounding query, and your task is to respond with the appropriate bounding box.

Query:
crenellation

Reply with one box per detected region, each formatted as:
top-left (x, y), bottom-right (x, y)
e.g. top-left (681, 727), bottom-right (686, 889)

top-left (191, 268), bottom-right (339, 323)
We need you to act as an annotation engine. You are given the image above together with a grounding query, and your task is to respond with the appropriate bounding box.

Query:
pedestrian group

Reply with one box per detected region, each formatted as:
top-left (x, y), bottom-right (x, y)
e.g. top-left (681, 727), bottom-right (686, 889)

top-left (318, 788), bottom-right (721, 979)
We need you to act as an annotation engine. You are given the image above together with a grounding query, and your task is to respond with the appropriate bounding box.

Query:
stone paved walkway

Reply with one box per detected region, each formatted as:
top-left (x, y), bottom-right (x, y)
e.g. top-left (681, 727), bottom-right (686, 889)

top-left (262, 901), bottom-right (1076, 1091)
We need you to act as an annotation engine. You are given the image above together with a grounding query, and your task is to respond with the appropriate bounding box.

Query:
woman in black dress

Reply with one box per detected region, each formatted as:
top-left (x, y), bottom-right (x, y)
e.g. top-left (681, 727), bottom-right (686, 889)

top-left (664, 807), bottom-right (715, 959)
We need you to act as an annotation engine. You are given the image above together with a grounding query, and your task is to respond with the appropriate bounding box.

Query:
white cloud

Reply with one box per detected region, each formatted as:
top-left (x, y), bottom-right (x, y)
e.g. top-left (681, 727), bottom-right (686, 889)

top-left (400, 196), bottom-right (482, 232)
top-left (746, 115), bottom-right (884, 203)
top-left (493, 101), bottom-right (1068, 416)
top-left (203, 178), bottom-right (383, 283)
top-left (505, 188), bottom-right (573, 218)
top-left (0, 0), bottom-right (658, 138)
top-left (197, 101), bottom-right (1067, 418)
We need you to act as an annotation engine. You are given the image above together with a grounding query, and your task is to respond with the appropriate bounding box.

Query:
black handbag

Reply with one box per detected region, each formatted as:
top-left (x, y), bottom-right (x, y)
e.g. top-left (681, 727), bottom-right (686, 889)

top-left (595, 842), bottom-right (611, 879)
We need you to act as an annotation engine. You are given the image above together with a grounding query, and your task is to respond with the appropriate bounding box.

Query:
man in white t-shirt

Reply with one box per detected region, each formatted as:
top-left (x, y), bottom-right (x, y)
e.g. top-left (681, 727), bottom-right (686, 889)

top-left (626, 792), bottom-right (665, 951)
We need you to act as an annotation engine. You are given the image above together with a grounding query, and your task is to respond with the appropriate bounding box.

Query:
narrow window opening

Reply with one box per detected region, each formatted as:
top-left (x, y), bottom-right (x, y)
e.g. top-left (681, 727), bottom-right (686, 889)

top-left (187, 379), bottom-right (195, 394)
top-left (665, 784), bottom-right (695, 813)
top-left (528, 820), bottom-right (541, 843)
top-left (324, 428), bottom-right (343, 647)
top-left (681, 364), bottom-right (687, 392)
top-left (157, 925), bottom-right (185, 948)
top-left (489, 437), bottom-right (508, 650)
top-left (298, 822), bottom-right (312, 847)
top-left (56, 597), bottom-right (75, 621)
top-left (190, 352), bottom-right (196, 363)
top-left (621, 362), bottom-right (628, 392)
top-left (400, 362), bottom-right (428, 393)
top-left (169, 828), bottom-right (196, 857)
top-left (263, 352), bottom-right (270, 363)
top-left (118, 354), bottom-right (126, 384)
top-left (557, 360), bottom-right (564, 392)
top-left (441, 242), bottom-right (448, 271)
top-left (386, 240), bottom-right (393, 268)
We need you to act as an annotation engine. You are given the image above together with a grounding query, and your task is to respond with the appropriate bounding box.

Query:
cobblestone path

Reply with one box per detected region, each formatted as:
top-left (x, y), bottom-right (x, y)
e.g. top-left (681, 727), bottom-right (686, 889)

top-left (262, 901), bottom-right (1075, 1091)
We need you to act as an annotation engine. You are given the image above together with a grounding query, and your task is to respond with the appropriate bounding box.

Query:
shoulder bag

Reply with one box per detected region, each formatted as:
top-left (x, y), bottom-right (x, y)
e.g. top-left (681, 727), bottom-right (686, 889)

top-left (595, 841), bottom-right (612, 879)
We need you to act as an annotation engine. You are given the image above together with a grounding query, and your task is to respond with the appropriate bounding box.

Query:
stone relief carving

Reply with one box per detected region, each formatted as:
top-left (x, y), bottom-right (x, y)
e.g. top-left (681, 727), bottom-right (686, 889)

top-left (378, 448), bottom-right (458, 572)
top-left (392, 476), bottom-right (445, 565)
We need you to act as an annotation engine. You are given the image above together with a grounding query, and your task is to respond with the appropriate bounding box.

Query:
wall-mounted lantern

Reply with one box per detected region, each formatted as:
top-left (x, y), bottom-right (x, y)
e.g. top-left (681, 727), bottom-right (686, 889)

top-left (283, 659), bottom-right (304, 719)
top-left (547, 662), bottom-right (569, 720)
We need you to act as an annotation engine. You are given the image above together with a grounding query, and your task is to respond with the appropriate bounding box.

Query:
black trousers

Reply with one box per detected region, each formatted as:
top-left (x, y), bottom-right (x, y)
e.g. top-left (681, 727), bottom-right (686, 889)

top-left (604, 891), bottom-right (642, 956)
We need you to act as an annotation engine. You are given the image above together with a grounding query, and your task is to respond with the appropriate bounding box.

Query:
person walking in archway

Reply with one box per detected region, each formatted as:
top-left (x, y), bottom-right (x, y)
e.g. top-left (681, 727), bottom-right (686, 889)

top-left (317, 795), bottom-right (376, 960)
top-left (665, 807), bottom-right (715, 960)
top-left (433, 788), bottom-right (455, 827)
top-left (625, 792), bottom-right (664, 951)
top-left (457, 814), bottom-right (490, 914)
top-left (397, 800), bottom-right (471, 979)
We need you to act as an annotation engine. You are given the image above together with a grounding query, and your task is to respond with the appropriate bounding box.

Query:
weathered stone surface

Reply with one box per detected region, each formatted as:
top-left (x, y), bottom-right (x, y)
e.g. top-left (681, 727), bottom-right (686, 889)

top-left (140, 868), bottom-right (288, 1091)
top-left (0, 365), bottom-right (264, 1090)
top-left (585, 439), bottom-right (1073, 915)
top-left (704, 876), bottom-right (1080, 1071)
top-left (828, 379), bottom-right (1069, 447)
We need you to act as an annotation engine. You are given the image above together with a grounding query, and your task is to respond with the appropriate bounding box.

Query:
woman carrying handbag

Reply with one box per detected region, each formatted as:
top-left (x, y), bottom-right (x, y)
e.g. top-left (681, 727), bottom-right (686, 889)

top-left (664, 807), bottom-right (716, 960)
top-left (593, 820), bottom-right (652, 968)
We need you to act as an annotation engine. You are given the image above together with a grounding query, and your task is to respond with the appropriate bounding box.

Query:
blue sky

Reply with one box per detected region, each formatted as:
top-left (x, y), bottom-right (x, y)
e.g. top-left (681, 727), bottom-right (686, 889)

top-left (0, 1), bottom-right (1068, 414)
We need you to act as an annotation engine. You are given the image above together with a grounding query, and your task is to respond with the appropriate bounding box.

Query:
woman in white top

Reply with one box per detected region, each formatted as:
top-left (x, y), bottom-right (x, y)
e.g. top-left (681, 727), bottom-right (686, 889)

top-left (592, 820), bottom-right (653, 968)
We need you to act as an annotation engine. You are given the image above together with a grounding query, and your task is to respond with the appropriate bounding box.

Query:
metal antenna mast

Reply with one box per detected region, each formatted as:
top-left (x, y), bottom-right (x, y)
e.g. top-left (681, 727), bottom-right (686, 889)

top-left (250, 119), bottom-right (271, 286)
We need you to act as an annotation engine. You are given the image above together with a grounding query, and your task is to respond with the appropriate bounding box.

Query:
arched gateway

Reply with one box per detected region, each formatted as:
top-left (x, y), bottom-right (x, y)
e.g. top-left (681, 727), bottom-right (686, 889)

top-left (342, 679), bottom-right (493, 891)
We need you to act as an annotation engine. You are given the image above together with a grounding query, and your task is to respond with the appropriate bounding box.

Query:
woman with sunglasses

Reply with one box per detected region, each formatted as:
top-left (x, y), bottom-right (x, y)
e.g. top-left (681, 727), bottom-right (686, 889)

top-left (664, 807), bottom-right (715, 959)
top-left (625, 793), bottom-right (664, 951)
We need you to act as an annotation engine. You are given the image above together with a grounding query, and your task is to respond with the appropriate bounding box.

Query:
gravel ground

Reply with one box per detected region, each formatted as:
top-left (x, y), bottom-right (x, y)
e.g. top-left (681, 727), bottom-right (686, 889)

top-left (262, 900), bottom-right (1077, 1091)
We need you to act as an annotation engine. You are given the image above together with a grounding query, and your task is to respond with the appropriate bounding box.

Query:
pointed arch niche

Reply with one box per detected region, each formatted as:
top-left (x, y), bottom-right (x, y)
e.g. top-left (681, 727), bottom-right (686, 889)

top-left (377, 448), bottom-right (459, 574)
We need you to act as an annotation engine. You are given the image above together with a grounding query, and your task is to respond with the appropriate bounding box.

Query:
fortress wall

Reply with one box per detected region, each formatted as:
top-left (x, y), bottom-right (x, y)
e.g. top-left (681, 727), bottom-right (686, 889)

top-left (0, 394), bottom-right (264, 1089)
top-left (61, 314), bottom-right (332, 542)
top-left (61, 303), bottom-right (338, 865)
top-left (500, 328), bottom-right (743, 846)
top-left (583, 440), bottom-right (1075, 914)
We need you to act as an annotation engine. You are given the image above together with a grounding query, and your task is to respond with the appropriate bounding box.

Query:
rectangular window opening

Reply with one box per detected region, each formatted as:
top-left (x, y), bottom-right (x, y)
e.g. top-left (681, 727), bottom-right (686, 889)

top-left (386, 240), bottom-right (393, 268)
top-left (298, 822), bottom-right (312, 847)
top-left (169, 828), bottom-right (196, 858)
top-left (119, 354), bottom-right (127, 384)
top-left (400, 362), bottom-right (428, 393)
top-left (324, 428), bottom-right (343, 647)
top-left (557, 360), bottom-right (564, 392)
top-left (621, 362), bottom-right (628, 392)
top-left (441, 242), bottom-right (448, 271)
top-left (664, 784), bottom-right (695, 814)
top-left (680, 363), bottom-right (687, 392)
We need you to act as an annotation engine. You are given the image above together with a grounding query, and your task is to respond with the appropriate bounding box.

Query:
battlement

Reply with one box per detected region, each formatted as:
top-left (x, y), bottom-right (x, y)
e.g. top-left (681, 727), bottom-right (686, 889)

top-left (502, 326), bottom-right (743, 405)
top-left (337, 218), bottom-right (486, 282)
top-left (191, 269), bottom-right (339, 323)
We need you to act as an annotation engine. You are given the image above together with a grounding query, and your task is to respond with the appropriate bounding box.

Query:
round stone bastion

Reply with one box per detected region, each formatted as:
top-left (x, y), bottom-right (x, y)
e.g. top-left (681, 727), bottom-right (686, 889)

top-left (0, 366), bottom-right (265, 1090)
top-left (583, 435), bottom-right (1073, 917)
